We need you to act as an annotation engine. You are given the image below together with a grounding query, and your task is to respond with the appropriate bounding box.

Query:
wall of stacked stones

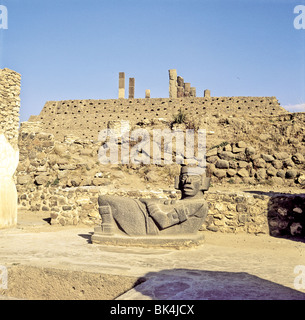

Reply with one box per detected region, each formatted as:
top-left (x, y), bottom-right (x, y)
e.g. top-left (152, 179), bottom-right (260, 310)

top-left (206, 140), bottom-right (305, 186)
top-left (16, 125), bottom-right (305, 237)
top-left (28, 96), bottom-right (286, 141)
top-left (0, 68), bottom-right (21, 149)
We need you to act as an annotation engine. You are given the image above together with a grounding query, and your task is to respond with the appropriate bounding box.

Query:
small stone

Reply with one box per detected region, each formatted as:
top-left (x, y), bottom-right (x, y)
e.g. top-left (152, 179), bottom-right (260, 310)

top-left (261, 154), bottom-right (274, 162)
top-left (290, 222), bottom-right (302, 236)
top-left (237, 168), bottom-right (249, 177)
top-left (245, 146), bottom-right (256, 156)
top-left (286, 169), bottom-right (297, 179)
top-left (213, 169), bottom-right (226, 178)
top-left (293, 207), bottom-right (302, 214)
top-left (237, 141), bottom-right (247, 148)
top-left (215, 159), bottom-right (229, 169)
top-left (292, 153), bottom-right (304, 164)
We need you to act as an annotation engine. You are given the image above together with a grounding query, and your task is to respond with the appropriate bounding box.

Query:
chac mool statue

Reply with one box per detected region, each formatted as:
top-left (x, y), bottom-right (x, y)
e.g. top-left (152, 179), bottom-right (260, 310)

top-left (94, 165), bottom-right (210, 238)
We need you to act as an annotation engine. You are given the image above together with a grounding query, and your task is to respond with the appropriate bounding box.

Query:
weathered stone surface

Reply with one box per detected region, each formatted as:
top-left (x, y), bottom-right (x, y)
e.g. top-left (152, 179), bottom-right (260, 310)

top-left (215, 159), bottom-right (229, 169)
top-left (237, 168), bottom-right (249, 177)
top-left (286, 169), bottom-right (297, 179)
top-left (274, 152), bottom-right (289, 160)
top-left (34, 174), bottom-right (50, 185)
top-left (292, 153), bottom-right (304, 164)
top-left (245, 146), bottom-right (256, 156)
top-left (93, 165), bottom-right (210, 241)
top-left (261, 154), bottom-right (274, 162)
top-left (253, 158), bottom-right (266, 168)
top-left (17, 175), bottom-right (31, 185)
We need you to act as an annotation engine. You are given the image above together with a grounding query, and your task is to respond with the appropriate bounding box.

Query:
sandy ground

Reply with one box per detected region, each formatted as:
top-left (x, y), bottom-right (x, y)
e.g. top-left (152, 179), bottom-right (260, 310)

top-left (0, 209), bottom-right (304, 300)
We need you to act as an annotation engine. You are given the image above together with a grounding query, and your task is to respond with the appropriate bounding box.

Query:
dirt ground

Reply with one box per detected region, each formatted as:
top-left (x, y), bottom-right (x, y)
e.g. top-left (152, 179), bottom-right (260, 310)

top-left (0, 205), bottom-right (304, 300)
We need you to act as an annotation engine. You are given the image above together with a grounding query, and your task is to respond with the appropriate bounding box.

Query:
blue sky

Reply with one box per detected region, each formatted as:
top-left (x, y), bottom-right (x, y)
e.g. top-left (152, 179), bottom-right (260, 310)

top-left (0, 0), bottom-right (305, 122)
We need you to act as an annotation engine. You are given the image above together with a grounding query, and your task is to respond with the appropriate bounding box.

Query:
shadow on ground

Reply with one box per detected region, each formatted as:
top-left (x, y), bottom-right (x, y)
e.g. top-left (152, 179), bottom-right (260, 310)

top-left (117, 268), bottom-right (305, 300)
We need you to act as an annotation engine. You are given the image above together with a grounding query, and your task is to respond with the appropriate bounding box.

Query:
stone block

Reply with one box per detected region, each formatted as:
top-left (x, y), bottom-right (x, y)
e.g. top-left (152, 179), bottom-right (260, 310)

top-left (177, 76), bottom-right (184, 87)
top-left (261, 154), bottom-right (274, 162)
top-left (190, 87), bottom-right (196, 97)
top-left (215, 159), bottom-right (229, 169)
top-left (273, 152), bottom-right (289, 160)
top-left (245, 146), bottom-right (256, 156)
top-left (204, 89), bottom-right (211, 98)
top-left (286, 169), bottom-right (297, 179)
top-left (17, 175), bottom-right (31, 185)
top-left (213, 169), bottom-right (226, 178)
top-left (237, 168), bottom-right (249, 177)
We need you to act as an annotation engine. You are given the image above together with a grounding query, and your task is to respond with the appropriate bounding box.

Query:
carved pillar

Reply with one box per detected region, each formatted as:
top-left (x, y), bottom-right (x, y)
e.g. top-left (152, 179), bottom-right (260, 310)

top-left (145, 89), bottom-right (150, 99)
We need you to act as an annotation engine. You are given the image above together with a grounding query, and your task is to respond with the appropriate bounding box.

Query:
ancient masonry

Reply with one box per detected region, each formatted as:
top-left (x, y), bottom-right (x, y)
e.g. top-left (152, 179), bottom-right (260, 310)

top-left (0, 68), bottom-right (21, 149)
top-left (27, 70), bottom-right (287, 141)
top-left (0, 67), bottom-right (300, 236)
top-left (0, 68), bottom-right (21, 228)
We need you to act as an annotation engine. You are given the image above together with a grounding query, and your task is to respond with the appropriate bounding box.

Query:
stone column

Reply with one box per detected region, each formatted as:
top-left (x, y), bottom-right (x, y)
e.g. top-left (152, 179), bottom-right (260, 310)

top-left (0, 68), bottom-right (21, 229)
top-left (168, 69), bottom-right (177, 98)
top-left (190, 87), bottom-right (196, 97)
top-left (145, 89), bottom-right (150, 99)
top-left (184, 83), bottom-right (191, 97)
top-left (204, 89), bottom-right (211, 98)
top-left (118, 72), bottom-right (125, 99)
top-left (177, 76), bottom-right (184, 98)
top-left (128, 78), bottom-right (135, 99)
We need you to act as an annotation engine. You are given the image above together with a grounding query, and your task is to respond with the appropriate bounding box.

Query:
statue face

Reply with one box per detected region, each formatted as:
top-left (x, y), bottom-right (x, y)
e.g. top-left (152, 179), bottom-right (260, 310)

top-left (180, 174), bottom-right (201, 197)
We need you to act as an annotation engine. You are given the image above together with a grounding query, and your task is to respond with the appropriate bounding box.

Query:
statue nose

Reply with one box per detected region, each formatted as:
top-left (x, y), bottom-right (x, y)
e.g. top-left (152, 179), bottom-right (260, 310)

top-left (185, 176), bottom-right (193, 183)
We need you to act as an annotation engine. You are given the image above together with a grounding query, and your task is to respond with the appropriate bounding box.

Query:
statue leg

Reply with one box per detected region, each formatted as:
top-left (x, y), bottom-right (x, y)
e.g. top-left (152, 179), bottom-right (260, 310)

top-left (98, 195), bottom-right (158, 236)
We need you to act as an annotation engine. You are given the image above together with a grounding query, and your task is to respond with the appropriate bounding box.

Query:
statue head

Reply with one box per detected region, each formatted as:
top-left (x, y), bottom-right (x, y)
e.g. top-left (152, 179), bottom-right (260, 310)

top-left (175, 165), bottom-right (210, 199)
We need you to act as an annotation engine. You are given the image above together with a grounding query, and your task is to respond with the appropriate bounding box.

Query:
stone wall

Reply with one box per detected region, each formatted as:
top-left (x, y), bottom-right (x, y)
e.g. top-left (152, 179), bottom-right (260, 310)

top-left (0, 68), bottom-right (21, 149)
top-left (206, 140), bottom-right (305, 186)
top-left (16, 123), bottom-right (305, 236)
top-left (204, 191), bottom-right (305, 237)
top-left (27, 96), bottom-right (287, 141)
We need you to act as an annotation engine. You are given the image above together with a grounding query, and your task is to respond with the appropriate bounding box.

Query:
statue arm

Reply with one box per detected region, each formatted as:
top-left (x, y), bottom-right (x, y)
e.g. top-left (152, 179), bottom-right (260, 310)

top-left (145, 202), bottom-right (189, 230)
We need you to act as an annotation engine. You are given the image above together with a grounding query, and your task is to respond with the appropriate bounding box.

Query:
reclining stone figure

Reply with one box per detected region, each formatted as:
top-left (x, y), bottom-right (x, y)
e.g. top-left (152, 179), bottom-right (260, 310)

top-left (96, 165), bottom-right (210, 237)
